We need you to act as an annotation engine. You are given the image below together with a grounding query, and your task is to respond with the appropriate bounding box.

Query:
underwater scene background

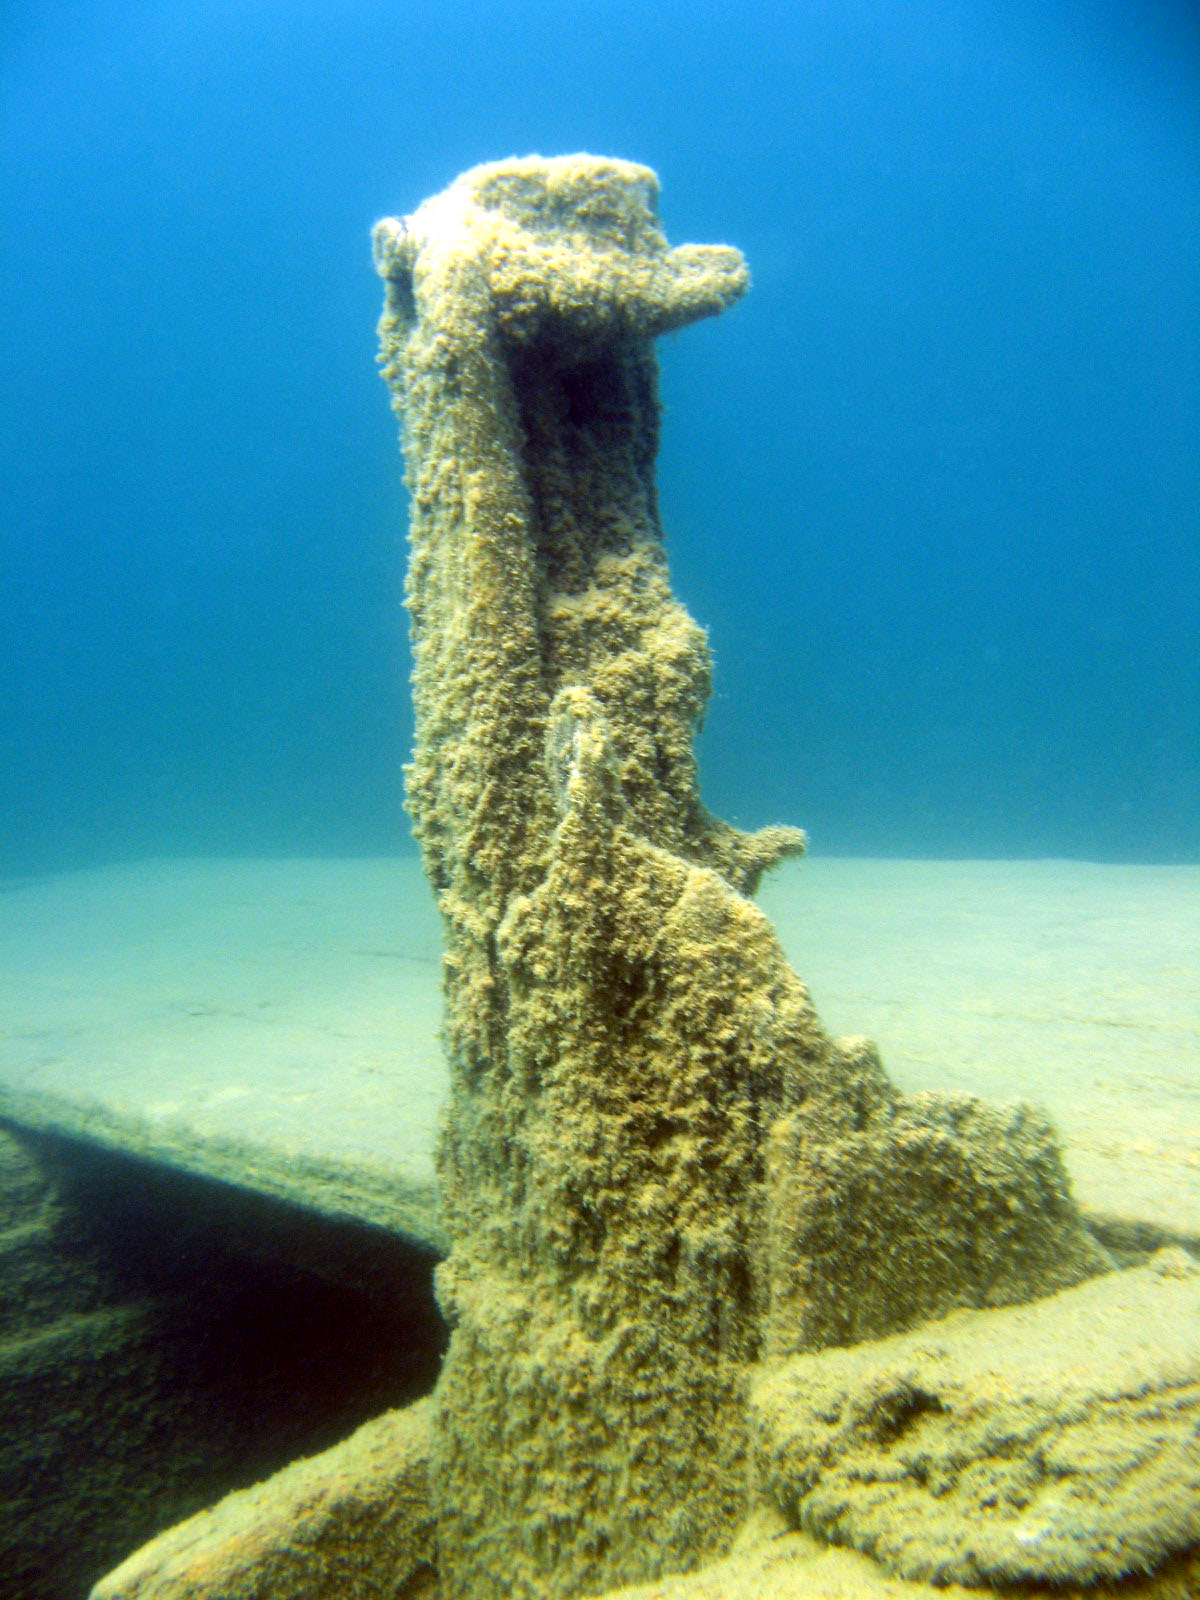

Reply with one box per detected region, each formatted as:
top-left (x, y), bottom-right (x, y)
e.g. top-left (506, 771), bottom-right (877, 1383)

top-left (2, 0), bottom-right (1197, 875)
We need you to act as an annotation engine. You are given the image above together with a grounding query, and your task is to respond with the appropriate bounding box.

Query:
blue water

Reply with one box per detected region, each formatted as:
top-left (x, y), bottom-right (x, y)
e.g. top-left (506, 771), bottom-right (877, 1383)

top-left (3, 0), bottom-right (1197, 874)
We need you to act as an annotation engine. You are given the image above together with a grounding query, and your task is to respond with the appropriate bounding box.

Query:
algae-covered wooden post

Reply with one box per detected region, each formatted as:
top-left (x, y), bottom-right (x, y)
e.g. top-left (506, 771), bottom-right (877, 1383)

top-left (374, 155), bottom-right (1104, 1600)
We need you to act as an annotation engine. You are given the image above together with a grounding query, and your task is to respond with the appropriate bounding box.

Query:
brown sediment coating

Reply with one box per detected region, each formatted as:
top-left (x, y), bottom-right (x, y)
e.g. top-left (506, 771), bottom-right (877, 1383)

top-left (752, 1249), bottom-right (1200, 1590)
top-left (374, 155), bottom-right (1104, 1600)
top-left (90, 1400), bottom-right (438, 1600)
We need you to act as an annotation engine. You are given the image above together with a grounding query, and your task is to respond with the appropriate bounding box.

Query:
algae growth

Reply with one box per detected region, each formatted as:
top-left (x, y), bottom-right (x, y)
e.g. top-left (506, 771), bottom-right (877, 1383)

top-left (372, 155), bottom-right (1111, 1600)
